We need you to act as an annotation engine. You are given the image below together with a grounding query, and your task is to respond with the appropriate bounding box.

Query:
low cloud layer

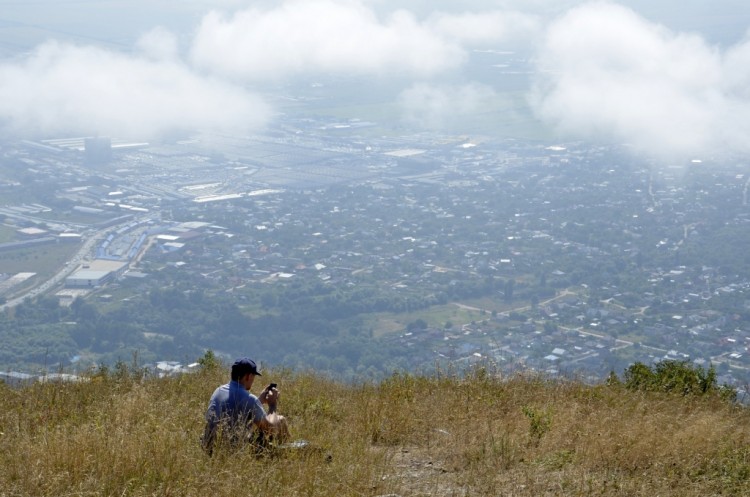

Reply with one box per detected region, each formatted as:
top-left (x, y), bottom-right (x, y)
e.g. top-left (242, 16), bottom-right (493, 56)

top-left (1, 0), bottom-right (749, 155)
top-left (189, 1), bottom-right (542, 82)
top-left (531, 2), bottom-right (750, 159)
top-left (0, 40), bottom-right (271, 140)
top-left (190, 0), bottom-right (467, 80)
top-left (4, 0), bottom-right (538, 139)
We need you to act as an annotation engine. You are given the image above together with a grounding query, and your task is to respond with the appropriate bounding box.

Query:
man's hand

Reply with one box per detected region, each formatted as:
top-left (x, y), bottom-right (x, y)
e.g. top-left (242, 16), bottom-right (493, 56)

top-left (260, 384), bottom-right (280, 413)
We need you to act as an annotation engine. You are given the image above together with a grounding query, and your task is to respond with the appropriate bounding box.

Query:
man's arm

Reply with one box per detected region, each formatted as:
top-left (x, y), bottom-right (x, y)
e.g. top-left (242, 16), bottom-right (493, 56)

top-left (255, 386), bottom-right (289, 441)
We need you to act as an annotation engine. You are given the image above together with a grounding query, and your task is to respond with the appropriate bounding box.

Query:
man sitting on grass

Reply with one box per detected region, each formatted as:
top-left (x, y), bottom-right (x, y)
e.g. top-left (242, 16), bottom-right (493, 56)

top-left (202, 357), bottom-right (289, 455)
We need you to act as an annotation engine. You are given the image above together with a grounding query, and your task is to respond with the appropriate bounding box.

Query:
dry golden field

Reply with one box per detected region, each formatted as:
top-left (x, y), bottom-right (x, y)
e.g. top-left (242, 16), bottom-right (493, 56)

top-left (1, 362), bottom-right (749, 496)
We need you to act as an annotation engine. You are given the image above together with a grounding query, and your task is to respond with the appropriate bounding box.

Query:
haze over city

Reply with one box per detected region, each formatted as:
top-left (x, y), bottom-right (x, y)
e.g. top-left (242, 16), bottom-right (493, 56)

top-left (2, 1), bottom-right (750, 385)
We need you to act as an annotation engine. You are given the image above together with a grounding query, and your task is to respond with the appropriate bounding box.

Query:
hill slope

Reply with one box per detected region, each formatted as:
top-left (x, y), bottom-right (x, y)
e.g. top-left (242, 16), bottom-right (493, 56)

top-left (1, 364), bottom-right (749, 496)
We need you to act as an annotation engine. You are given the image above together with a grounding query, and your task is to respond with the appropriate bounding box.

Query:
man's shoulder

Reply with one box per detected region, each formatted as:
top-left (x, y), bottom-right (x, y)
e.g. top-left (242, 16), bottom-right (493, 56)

top-left (209, 382), bottom-right (230, 399)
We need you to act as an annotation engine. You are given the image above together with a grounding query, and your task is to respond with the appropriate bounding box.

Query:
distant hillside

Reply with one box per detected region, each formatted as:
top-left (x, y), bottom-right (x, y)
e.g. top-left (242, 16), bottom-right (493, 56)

top-left (1, 360), bottom-right (749, 496)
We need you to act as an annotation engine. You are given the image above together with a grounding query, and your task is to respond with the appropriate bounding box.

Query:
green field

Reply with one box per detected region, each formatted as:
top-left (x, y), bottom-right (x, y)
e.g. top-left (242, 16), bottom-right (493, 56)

top-left (364, 303), bottom-right (488, 338)
top-left (363, 287), bottom-right (587, 339)
top-left (0, 243), bottom-right (78, 279)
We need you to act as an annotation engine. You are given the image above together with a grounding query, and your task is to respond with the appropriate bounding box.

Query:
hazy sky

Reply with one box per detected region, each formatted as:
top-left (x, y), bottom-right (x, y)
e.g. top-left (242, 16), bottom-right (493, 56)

top-left (0, 0), bottom-right (749, 160)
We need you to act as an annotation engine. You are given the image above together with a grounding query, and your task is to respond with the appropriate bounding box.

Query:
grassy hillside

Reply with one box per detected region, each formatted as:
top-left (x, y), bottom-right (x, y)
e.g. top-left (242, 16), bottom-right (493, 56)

top-left (1, 363), bottom-right (749, 496)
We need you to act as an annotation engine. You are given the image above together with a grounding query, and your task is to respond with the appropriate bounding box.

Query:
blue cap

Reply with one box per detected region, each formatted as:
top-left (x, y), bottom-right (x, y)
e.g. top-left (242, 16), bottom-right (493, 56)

top-left (231, 357), bottom-right (262, 377)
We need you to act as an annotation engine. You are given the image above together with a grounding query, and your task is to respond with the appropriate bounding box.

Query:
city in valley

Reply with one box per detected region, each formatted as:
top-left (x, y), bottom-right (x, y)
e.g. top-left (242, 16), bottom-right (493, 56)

top-left (2, 115), bottom-right (750, 395)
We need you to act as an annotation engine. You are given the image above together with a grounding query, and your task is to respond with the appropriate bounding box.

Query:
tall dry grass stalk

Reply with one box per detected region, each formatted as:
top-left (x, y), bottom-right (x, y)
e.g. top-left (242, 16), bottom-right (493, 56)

top-left (1, 364), bottom-right (749, 496)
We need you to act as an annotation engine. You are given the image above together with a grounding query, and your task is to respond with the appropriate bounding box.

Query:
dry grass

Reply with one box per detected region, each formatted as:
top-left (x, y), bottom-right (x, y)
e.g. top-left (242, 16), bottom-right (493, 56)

top-left (1, 364), bottom-right (749, 496)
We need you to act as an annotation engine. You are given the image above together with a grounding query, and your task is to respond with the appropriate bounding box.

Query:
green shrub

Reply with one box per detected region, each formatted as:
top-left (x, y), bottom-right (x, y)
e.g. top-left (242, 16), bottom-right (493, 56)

top-left (621, 360), bottom-right (735, 401)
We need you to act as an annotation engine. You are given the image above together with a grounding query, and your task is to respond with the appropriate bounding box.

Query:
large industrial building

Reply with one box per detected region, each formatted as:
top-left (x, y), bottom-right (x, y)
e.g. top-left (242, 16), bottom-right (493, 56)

top-left (65, 259), bottom-right (128, 288)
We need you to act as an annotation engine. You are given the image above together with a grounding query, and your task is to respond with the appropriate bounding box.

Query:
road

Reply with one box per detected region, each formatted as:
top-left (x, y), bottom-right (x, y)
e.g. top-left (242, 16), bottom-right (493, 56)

top-left (0, 218), bottom-right (142, 311)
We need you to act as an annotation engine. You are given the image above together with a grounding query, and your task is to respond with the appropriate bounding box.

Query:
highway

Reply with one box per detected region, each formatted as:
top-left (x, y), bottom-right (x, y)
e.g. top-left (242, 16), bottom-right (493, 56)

top-left (0, 217), bottom-right (146, 311)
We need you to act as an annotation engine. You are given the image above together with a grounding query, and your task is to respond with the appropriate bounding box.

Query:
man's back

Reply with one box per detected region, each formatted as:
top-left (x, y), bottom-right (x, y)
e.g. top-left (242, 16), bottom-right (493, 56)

top-left (204, 380), bottom-right (266, 452)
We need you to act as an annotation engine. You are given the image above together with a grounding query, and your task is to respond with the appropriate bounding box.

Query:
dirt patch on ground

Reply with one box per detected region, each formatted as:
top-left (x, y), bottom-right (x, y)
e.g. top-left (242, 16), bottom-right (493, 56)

top-left (370, 446), bottom-right (468, 497)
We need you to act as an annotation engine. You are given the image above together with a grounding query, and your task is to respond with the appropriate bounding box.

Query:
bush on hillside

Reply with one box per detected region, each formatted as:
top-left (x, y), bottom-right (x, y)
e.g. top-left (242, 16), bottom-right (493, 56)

top-left (619, 360), bottom-right (735, 401)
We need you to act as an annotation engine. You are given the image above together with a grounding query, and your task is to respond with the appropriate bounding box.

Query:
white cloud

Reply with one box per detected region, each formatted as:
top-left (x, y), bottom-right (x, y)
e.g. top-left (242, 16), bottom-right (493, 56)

top-left (136, 27), bottom-right (181, 61)
top-left (399, 82), bottom-right (497, 130)
top-left (0, 41), bottom-right (271, 140)
top-left (189, 0), bottom-right (467, 80)
top-left (11, 0), bottom-right (749, 146)
top-left (427, 10), bottom-right (541, 47)
top-left (361, 0), bottom-right (580, 19)
top-left (1, 1), bottom-right (548, 139)
top-left (530, 2), bottom-right (750, 159)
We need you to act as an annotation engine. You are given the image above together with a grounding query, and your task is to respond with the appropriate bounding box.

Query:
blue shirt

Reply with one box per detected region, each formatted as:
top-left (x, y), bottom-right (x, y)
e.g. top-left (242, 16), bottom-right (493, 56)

top-left (205, 380), bottom-right (267, 436)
